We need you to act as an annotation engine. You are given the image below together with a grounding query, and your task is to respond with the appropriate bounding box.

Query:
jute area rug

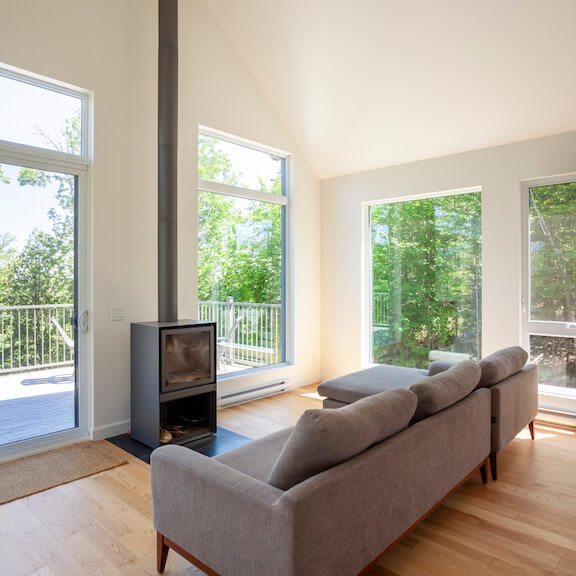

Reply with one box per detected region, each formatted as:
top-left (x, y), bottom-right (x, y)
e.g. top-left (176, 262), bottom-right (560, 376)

top-left (0, 441), bottom-right (128, 505)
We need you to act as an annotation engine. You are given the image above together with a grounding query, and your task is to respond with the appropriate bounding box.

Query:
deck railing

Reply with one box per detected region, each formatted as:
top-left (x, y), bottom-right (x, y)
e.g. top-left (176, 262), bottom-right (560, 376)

top-left (0, 304), bottom-right (74, 374)
top-left (198, 298), bottom-right (282, 367)
top-left (373, 292), bottom-right (389, 327)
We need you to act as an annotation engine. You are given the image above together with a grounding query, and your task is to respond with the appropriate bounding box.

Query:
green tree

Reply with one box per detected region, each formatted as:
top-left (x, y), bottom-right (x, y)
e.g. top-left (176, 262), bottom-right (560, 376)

top-left (0, 115), bottom-right (77, 307)
top-left (529, 183), bottom-right (576, 323)
top-left (7, 229), bottom-right (71, 305)
top-left (371, 193), bottom-right (481, 368)
top-left (197, 135), bottom-right (283, 306)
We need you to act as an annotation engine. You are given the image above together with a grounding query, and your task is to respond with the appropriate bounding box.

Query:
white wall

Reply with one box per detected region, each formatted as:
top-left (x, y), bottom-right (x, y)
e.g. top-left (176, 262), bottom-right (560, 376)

top-left (0, 0), bottom-right (321, 440)
top-left (320, 131), bottom-right (576, 382)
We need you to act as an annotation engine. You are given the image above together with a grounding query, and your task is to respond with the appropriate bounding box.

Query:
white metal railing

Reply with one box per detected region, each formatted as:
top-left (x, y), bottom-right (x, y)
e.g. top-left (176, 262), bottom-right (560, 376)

top-left (0, 304), bottom-right (74, 374)
top-left (373, 292), bottom-right (389, 327)
top-left (198, 298), bottom-right (282, 367)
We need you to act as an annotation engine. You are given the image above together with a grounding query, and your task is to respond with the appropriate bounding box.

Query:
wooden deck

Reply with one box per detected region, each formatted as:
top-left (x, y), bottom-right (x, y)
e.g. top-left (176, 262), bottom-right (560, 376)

top-left (0, 367), bottom-right (75, 446)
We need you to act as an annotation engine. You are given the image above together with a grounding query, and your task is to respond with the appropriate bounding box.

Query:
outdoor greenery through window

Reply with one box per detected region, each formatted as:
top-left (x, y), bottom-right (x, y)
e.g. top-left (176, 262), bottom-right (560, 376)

top-left (369, 192), bottom-right (482, 369)
top-left (197, 131), bottom-right (287, 375)
top-left (527, 181), bottom-right (576, 390)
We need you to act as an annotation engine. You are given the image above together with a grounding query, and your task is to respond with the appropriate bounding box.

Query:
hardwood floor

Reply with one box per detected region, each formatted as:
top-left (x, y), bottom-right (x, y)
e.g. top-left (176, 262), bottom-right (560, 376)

top-left (0, 385), bottom-right (575, 575)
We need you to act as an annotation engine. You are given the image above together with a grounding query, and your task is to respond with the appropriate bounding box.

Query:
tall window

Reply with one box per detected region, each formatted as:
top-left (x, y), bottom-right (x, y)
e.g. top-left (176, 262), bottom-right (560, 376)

top-left (525, 178), bottom-right (576, 395)
top-left (368, 191), bottom-right (482, 369)
top-left (197, 129), bottom-right (288, 376)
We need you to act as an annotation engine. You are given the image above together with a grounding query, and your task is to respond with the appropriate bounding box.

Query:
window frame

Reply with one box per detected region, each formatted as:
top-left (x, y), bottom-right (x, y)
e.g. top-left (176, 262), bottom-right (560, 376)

top-left (197, 126), bottom-right (292, 377)
top-left (521, 173), bottom-right (576, 409)
top-left (0, 64), bottom-right (90, 160)
top-left (0, 63), bottom-right (93, 461)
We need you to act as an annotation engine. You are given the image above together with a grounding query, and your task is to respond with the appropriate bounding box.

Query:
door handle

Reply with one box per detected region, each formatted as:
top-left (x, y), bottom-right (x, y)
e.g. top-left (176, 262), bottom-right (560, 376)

top-left (78, 310), bottom-right (89, 333)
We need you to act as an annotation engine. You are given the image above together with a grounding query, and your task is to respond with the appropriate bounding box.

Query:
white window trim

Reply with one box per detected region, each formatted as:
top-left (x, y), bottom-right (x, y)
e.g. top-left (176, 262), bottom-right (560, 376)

top-left (0, 65), bottom-right (93, 462)
top-left (197, 127), bottom-right (293, 382)
top-left (521, 173), bottom-right (576, 415)
top-left (363, 185), bottom-right (482, 368)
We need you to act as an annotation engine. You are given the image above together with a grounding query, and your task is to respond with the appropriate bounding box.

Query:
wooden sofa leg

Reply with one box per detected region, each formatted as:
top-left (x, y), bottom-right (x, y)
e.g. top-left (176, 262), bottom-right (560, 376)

top-left (489, 451), bottom-right (497, 481)
top-left (480, 459), bottom-right (488, 485)
top-left (157, 532), bottom-right (169, 573)
top-left (529, 420), bottom-right (535, 440)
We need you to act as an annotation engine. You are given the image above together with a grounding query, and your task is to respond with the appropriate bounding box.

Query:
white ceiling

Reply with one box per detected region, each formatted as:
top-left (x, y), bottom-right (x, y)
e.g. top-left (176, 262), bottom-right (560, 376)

top-left (205, 0), bottom-right (576, 180)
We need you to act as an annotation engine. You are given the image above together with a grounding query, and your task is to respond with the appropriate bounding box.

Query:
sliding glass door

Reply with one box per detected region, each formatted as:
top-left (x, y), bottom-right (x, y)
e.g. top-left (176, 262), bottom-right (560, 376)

top-left (0, 164), bottom-right (78, 444)
top-left (0, 66), bottom-right (89, 450)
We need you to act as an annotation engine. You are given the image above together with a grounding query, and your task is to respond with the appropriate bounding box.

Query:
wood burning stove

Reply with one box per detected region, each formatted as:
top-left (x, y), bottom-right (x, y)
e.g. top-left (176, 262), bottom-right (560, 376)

top-left (131, 320), bottom-right (217, 448)
top-left (130, 2), bottom-right (217, 449)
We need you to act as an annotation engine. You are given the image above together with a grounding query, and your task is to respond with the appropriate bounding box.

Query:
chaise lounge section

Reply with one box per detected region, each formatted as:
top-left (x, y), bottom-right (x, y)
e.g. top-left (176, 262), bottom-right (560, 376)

top-left (318, 346), bottom-right (538, 480)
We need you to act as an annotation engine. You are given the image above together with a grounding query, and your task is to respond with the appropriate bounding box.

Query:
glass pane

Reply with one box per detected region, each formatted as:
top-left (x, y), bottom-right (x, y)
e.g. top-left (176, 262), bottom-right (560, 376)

top-left (530, 335), bottom-right (576, 389)
top-left (197, 191), bottom-right (284, 374)
top-left (370, 193), bottom-right (482, 369)
top-left (529, 182), bottom-right (576, 323)
top-left (165, 331), bottom-right (212, 389)
top-left (0, 163), bottom-right (77, 445)
top-left (199, 133), bottom-right (283, 194)
top-left (0, 74), bottom-right (82, 154)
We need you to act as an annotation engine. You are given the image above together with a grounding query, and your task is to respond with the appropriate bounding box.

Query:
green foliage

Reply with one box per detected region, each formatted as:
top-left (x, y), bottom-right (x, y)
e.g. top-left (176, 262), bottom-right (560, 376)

top-left (371, 194), bottom-right (482, 368)
top-left (6, 229), bottom-right (72, 305)
top-left (197, 136), bottom-right (283, 306)
top-left (529, 182), bottom-right (576, 323)
top-left (0, 113), bottom-right (78, 307)
top-left (0, 166), bottom-right (9, 185)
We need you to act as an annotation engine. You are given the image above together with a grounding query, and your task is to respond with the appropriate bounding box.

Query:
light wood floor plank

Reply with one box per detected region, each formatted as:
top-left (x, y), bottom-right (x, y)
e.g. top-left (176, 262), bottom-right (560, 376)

top-left (0, 386), bottom-right (574, 576)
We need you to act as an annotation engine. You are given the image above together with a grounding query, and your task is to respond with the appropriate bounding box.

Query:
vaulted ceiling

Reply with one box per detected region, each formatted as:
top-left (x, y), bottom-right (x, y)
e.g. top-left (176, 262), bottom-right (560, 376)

top-left (205, 0), bottom-right (576, 180)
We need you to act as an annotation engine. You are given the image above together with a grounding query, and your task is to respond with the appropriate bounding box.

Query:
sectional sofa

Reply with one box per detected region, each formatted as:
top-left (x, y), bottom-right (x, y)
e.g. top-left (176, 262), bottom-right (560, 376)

top-left (151, 360), bottom-right (491, 576)
top-left (318, 346), bottom-right (538, 480)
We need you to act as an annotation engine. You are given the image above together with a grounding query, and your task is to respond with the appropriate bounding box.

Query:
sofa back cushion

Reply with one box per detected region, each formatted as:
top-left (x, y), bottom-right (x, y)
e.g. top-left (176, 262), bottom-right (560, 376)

top-left (267, 388), bottom-right (417, 491)
top-left (410, 360), bottom-right (481, 422)
top-left (477, 346), bottom-right (528, 387)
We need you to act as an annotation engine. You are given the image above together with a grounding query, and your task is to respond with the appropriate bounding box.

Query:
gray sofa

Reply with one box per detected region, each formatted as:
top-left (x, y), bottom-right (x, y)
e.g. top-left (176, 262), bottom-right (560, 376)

top-left (318, 346), bottom-right (538, 480)
top-left (151, 361), bottom-right (491, 576)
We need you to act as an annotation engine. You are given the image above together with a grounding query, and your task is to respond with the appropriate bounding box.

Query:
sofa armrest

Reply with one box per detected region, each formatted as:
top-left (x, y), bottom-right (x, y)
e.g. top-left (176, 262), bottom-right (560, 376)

top-left (490, 364), bottom-right (538, 452)
top-left (151, 445), bottom-right (288, 576)
top-left (428, 360), bottom-right (454, 376)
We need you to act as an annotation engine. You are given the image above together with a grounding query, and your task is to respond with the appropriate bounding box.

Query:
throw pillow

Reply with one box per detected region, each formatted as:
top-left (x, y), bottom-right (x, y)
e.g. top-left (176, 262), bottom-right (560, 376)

top-left (410, 360), bottom-right (481, 422)
top-left (477, 346), bottom-right (528, 387)
top-left (267, 388), bottom-right (417, 490)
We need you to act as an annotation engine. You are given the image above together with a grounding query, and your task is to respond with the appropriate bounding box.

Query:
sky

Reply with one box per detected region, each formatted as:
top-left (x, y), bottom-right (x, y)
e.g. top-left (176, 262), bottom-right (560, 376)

top-left (0, 73), bottom-right (81, 250)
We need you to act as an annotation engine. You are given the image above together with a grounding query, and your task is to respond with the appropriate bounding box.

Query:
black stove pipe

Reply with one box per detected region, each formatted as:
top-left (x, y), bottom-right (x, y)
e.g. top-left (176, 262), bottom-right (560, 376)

top-left (158, 0), bottom-right (178, 323)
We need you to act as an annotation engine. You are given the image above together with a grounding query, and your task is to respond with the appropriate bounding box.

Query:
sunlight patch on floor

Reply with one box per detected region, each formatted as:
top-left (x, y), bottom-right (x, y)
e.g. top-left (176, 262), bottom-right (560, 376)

top-left (300, 392), bottom-right (324, 400)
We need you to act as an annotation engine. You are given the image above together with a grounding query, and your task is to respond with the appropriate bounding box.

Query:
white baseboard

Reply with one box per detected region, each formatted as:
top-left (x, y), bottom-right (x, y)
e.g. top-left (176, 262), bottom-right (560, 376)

top-left (92, 419), bottom-right (130, 441)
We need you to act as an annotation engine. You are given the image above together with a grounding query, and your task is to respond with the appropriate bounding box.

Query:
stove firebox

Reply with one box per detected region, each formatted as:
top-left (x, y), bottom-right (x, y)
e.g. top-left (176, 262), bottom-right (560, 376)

top-left (131, 320), bottom-right (216, 448)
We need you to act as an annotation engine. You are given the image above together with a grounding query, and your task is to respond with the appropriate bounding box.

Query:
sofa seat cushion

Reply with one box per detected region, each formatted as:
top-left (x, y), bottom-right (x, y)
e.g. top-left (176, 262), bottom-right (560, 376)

top-left (317, 364), bottom-right (427, 404)
top-left (477, 346), bottom-right (528, 387)
top-left (214, 427), bottom-right (293, 482)
top-left (410, 360), bottom-right (481, 422)
top-left (267, 388), bottom-right (418, 491)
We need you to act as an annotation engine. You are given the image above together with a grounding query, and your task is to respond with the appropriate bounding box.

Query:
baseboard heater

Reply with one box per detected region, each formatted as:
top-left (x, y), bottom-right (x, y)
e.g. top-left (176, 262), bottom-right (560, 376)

top-left (537, 408), bottom-right (576, 430)
top-left (219, 380), bottom-right (289, 408)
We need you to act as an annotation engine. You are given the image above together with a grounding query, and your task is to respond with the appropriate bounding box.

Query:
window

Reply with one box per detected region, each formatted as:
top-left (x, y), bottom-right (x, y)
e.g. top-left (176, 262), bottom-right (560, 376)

top-left (524, 178), bottom-right (576, 396)
top-left (0, 71), bottom-right (84, 155)
top-left (368, 191), bottom-right (482, 369)
top-left (197, 129), bottom-right (289, 376)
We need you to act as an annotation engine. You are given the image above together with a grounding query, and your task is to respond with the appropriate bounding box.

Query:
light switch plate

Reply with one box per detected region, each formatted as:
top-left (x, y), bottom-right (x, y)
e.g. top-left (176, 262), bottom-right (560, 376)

top-left (111, 306), bottom-right (125, 321)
